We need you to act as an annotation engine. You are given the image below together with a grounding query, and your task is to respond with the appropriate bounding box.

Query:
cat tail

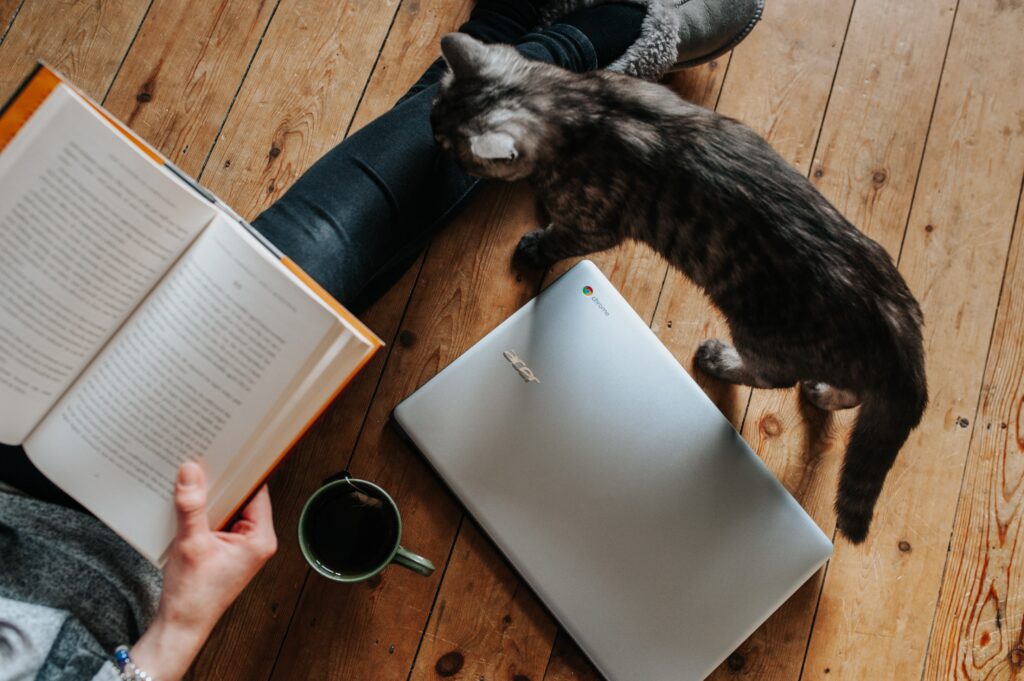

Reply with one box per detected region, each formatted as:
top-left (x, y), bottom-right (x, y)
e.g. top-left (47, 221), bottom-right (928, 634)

top-left (835, 361), bottom-right (927, 544)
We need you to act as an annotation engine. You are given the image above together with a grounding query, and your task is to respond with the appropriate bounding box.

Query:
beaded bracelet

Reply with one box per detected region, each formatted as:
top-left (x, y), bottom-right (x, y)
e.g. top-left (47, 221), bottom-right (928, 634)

top-left (114, 645), bottom-right (158, 681)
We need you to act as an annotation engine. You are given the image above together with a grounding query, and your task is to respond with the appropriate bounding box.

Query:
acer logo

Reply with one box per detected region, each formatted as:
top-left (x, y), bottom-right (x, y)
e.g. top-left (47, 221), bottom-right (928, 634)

top-left (503, 350), bottom-right (540, 384)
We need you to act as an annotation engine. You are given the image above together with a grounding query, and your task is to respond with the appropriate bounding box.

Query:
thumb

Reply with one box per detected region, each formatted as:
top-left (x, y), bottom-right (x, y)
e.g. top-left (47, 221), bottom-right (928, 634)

top-left (174, 461), bottom-right (209, 538)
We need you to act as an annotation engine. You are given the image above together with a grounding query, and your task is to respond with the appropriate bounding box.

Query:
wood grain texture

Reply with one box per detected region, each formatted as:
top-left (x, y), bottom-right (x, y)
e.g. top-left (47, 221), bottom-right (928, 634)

top-left (714, 0), bottom-right (852, 168)
top-left (801, 0), bottom-right (1024, 676)
top-left (687, 1), bottom-right (960, 679)
top-left (348, 0), bottom-right (474, 133)
top-left (194, 266), bottom-right (424, 681)
top-left (810, 0), bottom-right (957, 245)
top-left (253, 23), bottom-right (537, 681)
top-left (103, 0), bottom-right (278, 176)
top-left (409, 521), bottom-right (560, 681)
top-left (215, 4), bottom-right (489, 681)
top-left (922, 192), bottom-right (1024, 680)
top-left (544, 632), bottom-right (603, 681)
top-left (0, 0), bottom-right (149, 102)
top-left (0, 0), bottom-right (22, 47)
top-left (272, 14), bottom-right (716, 679)
top-left (200, 0), bottom-right (401, 221)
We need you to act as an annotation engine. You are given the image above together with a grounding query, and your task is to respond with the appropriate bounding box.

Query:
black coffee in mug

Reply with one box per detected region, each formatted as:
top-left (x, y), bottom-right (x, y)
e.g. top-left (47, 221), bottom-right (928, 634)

top-left (304, 482), bottom-right (398, 577)
top-left (299, 475), bottom-right (435, 582)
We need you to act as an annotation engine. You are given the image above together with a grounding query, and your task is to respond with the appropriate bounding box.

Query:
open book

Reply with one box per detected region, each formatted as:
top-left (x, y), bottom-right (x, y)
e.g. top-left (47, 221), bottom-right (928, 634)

top-left (0, 65), bottom-right (382, 564)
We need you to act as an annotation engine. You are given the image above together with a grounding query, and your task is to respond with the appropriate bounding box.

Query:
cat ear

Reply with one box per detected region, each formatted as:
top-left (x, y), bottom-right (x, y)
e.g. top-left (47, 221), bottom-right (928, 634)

top-left (440, 32), bottom-right (491, 80)
top-left (470, 131), bottom-right (519, 161)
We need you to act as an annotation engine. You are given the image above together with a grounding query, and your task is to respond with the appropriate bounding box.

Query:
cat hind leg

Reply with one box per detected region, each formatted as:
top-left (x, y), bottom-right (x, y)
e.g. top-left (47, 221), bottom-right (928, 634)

top-left (801, 381), bottom-right (861, 411)
top-left (695, 339), bottom-right (795, 389)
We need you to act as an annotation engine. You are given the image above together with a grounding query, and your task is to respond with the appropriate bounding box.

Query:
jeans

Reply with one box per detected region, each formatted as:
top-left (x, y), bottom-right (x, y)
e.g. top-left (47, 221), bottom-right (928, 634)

top-left (251, 26), bottom-right (596, 311)
top-left (0, 26), bottom-right (598, 505)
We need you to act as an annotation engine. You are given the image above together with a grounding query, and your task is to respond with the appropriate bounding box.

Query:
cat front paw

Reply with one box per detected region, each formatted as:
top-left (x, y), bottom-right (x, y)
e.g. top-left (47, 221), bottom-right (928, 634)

top-left (514, 229), bottom-right (552, 269)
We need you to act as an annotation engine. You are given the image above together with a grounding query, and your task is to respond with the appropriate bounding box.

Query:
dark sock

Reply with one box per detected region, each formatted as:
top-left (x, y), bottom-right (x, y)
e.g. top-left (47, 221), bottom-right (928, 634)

top-left (554, 2), bottom-right (646, 67)
top-left (514, 1), bottom-right (647, 74)
top-left (516, 25), bottom-right (599, 72)
top-left (402, 0), bottom-right (645, 99)
top-left (459, 0), bottom-right (542, 44)
top-left (401, 0), bottom-right (543, 101)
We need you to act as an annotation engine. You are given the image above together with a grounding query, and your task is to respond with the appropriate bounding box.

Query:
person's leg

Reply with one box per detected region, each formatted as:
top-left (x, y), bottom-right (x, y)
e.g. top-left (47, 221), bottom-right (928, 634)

top-left (252, 5), bottom-right (645, 312)
top-left (250, 83), bottom-right (471, 313)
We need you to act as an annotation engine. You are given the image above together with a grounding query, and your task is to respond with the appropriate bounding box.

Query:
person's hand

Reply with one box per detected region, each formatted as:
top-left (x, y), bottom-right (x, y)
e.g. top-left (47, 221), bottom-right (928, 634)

top-left (130, 462), bottom-right (278, 681)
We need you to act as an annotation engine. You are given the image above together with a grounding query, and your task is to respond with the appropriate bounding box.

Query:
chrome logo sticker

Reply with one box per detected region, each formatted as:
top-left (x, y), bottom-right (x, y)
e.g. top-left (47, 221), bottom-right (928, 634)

top-left (582, 284), bottom-right (610, 317)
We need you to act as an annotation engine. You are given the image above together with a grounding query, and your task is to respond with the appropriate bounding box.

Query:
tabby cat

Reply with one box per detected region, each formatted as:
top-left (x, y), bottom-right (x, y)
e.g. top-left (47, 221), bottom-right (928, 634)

top-left (430, 33), bottom-right (928, 543)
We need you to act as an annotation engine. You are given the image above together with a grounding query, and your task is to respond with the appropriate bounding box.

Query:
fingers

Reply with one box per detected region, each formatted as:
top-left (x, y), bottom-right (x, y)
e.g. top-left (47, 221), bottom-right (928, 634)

top-left (174, 462), bottom-right (210, 539)
top-left (233, 485), bottom-right (277, 560)
top-left (239, 485), bottom-right (273, 526)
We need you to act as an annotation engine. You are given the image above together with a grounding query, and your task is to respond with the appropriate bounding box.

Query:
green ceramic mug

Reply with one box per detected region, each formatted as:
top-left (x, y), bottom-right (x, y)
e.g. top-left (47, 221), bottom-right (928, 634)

top-left (298, 473), bottom-right (435, 582)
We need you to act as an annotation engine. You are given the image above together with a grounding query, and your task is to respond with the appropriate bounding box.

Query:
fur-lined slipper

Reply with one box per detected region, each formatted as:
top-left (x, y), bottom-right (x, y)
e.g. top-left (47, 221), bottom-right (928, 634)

top-left (541, 0), bottom-right (765, 80)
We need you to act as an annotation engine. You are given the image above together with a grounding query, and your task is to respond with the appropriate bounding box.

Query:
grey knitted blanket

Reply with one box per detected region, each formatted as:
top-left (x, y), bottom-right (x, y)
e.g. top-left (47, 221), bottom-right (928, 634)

top-left (0, 487), bottom-right (161, 681)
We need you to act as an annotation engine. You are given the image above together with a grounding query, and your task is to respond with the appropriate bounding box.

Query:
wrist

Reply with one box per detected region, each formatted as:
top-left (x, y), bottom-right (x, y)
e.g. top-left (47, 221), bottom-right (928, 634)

top-left (129, 613), bottom-right (208, 681)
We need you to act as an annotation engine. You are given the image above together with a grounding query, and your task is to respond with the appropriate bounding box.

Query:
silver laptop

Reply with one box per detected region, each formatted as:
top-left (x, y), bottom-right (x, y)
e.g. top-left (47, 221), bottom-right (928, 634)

top-left (393, 260), bottom-right (832, 681)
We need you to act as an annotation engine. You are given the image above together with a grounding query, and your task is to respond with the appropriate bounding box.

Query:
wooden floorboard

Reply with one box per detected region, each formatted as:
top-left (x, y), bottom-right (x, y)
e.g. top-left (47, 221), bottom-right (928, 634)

top-left (5, 0), bottom-right (1024, 679)
top-left (545, 631), bottom-right (604, 681)
top-left (801, 0), bottom-right (1024, 677)
top-left (103, 0), bottom-right (279, 176)
top-left (692, 1), bottom-right (960, 678)
top-left (0, 0), bottom-right (24, 48)
top-left (922, 180), bottom-right (1024, 680)
top-left (0, 0), bottom-right (150, 101)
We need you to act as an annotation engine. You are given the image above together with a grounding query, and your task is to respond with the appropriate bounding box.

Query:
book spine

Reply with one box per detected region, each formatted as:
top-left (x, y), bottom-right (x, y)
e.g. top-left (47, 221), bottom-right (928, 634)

top-left (163, 160), bottom-right (285, 260)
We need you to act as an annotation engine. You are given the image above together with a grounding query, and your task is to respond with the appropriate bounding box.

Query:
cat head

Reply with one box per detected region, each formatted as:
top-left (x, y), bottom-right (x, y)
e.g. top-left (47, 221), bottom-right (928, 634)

top-left (432, 33), bottom-right (560, 181)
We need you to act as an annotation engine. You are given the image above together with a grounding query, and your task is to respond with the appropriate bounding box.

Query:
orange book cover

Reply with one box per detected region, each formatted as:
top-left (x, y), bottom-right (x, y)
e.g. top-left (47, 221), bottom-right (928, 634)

top-left (0, 63), bottom-right (384, 535)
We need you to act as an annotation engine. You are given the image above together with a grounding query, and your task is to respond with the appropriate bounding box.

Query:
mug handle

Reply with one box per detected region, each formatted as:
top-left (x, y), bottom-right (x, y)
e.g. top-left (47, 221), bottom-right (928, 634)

top-left (392, 546), bottom-right (435, 577)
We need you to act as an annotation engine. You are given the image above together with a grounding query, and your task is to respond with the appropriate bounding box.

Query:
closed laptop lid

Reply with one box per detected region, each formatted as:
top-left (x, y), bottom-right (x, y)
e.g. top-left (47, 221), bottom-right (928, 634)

top-left (393, 260), bottom-right (832, 681)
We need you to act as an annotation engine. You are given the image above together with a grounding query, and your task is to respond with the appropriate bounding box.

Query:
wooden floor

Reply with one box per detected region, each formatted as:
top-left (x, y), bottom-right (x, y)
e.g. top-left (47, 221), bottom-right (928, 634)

top-left (5, 0), bottom-right (1023, 678)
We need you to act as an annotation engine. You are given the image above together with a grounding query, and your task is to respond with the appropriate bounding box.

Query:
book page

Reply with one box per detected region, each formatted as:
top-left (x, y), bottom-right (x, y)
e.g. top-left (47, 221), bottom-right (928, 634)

top-left (0, 84), bottom-right (215, 444)
top-left (204, 322), bottom-right (375, 530)
top-left (25, 215), bottom-right (342, 562)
